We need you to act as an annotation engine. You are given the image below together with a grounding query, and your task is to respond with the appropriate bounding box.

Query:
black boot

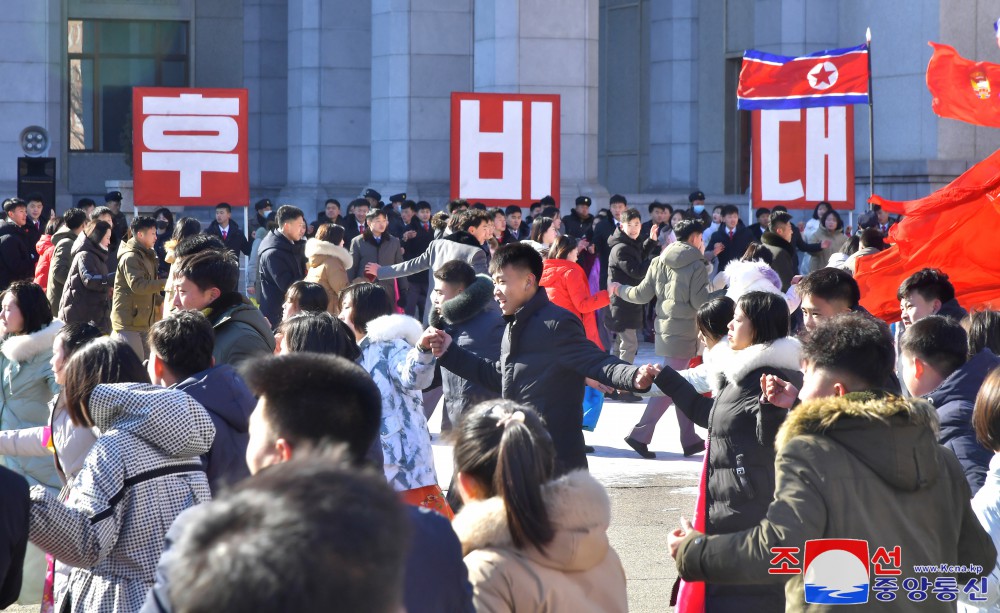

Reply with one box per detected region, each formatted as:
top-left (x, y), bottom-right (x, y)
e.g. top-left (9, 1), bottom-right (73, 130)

top-left (624, 436), bottom-right (656, 459)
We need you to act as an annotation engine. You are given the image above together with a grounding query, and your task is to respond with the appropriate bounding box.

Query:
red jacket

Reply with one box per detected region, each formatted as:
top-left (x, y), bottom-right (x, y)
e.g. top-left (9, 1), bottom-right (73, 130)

top-left (540, 258), bottom-right (610, 350)
top-left (34, 234), bottom-right (54, 291)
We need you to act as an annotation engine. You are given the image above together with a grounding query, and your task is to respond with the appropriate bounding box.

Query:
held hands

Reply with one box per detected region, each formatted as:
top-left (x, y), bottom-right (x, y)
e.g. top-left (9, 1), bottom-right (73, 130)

top-left (364, 262), bottom-right (381, 279)
top-left (608, 282), bottom-right (622, 297)
top-left (760, 373), bottom-right (799, 409)
top-left (668, 517), bottom-right (694, 559)
top-left (418, 327), bottom-right (453, 357)
top-left (633, 363), bottom-right (662, 390)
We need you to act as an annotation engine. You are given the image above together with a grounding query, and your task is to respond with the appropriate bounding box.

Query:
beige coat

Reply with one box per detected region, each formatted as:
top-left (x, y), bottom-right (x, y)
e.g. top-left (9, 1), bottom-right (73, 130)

top-left (452, 470), bottom-right (628, 613)
top-left (807, 227), bottom-right (849, 273)
top-left (304, 238), bottom-right (351, 314)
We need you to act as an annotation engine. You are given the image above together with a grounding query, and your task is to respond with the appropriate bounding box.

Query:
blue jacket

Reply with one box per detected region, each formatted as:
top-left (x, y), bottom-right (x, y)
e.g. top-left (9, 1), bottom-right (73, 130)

top-left (174, 365), bottom-right (256, 493)
top-left (927, 349), bottom-right (1000, 495)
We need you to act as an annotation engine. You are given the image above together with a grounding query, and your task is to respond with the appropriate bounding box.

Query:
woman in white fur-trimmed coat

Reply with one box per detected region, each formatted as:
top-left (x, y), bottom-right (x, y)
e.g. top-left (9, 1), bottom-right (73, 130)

top-left (338, 282), bottom-right (446, 516)
top-left (451, 401), bottom-right (627, 613)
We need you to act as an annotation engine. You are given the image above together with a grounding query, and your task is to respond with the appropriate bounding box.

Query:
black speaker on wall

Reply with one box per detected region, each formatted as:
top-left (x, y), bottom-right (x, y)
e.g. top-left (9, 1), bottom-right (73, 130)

top-left (17, 157), bottom-right (56, 220)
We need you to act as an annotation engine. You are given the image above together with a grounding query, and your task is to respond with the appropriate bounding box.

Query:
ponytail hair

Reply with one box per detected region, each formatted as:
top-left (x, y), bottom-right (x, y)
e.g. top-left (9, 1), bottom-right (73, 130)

top-left (453, 401), bottom-right (556, 550)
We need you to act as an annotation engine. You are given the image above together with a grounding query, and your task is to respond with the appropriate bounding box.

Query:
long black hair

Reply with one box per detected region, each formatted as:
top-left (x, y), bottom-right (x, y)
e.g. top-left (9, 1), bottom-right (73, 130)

top-left (529, 216), bottom-right (554, 243)
top-left (696, 296), bottom-right (735, 344)
top-left (453, 401), bottom-right (555, 550)
top-left (339, 283), bottom-right (392, 335)
top-left (736, 291), bottom-right (789, 346)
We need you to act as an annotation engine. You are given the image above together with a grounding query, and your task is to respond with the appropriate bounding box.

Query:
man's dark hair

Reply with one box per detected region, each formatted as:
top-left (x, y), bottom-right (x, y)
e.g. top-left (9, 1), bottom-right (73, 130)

top-left (166, 455), bottom-right (409, 613)
top-left (215, 202), bottom-right (232, 213)
top-left (349, 198), bottom-right (370, 212)
top-left (415, 200), bottom-right (432, 212)
top-left (737, 291), bottom-right (789, 345)
top-left (400, 201), bottom-right (416, 212)
top-left (674, 219), bottom-right (703, 242)
top-left (539, 195), bottom-right (556, 207)
top-left (324, 198), bottom-right (340, 208)
top-left (434, 260), bottom-right (476, 289)
top-left (721, 204), bottom-right (740, 217)
top-left (2, 198), bottom-right (26, 214)
top-left (540, 206), bottom-right (559, 220)
top-left (772, 205), bottom-right (788, 213)
top-left (1, 281), bottom-right (53, 335)
top-left (459, 209), bottom-right (491, 232)
top-left (797, 268), bottom-right (861, 308)
top-left (25, 192), bottom-right (43, 205)
top-left (609, 194), bottom-right (627, 206)
top-left (175, 234), bottom-right (225, 260)
top-left (276, 205), bottom-right (304, 226)
top-left (471, 202), bottom-right (487, 211)
top-left (241, 353), bottom-right (382, 460)
top-left (487, 207), bottom-right (505, 221)
top-left (148, 311), bottom-right (215, 381)
top-left (130, 215), bottom-right (157, 235)
top-left (621, 208), bottom-right (642, 224)
top-left (801, 313), bottom-right (896, 391)
top-left (898, 268), bottom-right (956, 304)
top-left (447, 199), bottom-right (468, 214)
top-left (859, 227), bottom-right (886, 250)
top-left (490, 242), bottom-right (543, 281)
top-left (648, 201), bottom-right (667, 213)
top-left (177, 249), bottom-right (239, 294)
top-left (504, 205), bottom-right (521, 216)
top-left (276, 313), bottom-right (360, 361)
top-left (769, 210), bottom-right (793, 232)
top-left (62, 208), bottom-right (87, 231)
top-left (90, 206), bottom-right (113, 221)
top-left (755, 207), bottom-right (771, 219)
top-left (900, 316), bottom-right (969, 379)
top-left (365, 208), bottom-right (387, 223)
top-left (529, 202), bottom-right (543, 213)
top-left (77, 197), bottom-right (95, 209)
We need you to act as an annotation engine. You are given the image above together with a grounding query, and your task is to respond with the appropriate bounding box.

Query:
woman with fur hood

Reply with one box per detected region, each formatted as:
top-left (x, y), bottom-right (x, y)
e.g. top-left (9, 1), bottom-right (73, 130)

top-left (451, 401), bottom-right (628, 613)
top-left (652, 291), bottom-right (803, 612)
top-left (338, 283), bottom-right (447, 517)
top-left (304, 223), bottom-right (351, 314)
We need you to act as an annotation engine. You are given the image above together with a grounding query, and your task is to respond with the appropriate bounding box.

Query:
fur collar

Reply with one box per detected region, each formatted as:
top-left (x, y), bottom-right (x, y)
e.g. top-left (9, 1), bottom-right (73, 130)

top-left (444, 230), bottom-right (481, 248)
top-left (761, 231), bottom-right (794, 253)
top-left (2, 319), bottom-right (64, 363)
top-left (777, 393), bottom-right (937, 450)
top-left (431, 275), bottom-right (495, 326)
top-left (708, 336), bottom-right (801, 393)
top-left (452, 470), bottom-right (611, 570)
top-left (304, 238), bottom-right (352, 268)
top-left (364, 313), bottom-right (423, 346)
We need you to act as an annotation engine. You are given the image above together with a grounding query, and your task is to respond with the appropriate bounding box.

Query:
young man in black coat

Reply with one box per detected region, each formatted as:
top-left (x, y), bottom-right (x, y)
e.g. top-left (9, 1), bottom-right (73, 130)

top-left (424, 243), bottom-right (660, 474)
top-left (313, 198), bottom-right (344, 232)
top-left (706, 204), bottom-right (753, 273)
top-left (401, 202), bottom-right (435, 320)
top-left (591, 194), bottom-right (628, 290)
top-left (0, 198), bottom-right (37, 291)
top-left (562, 196), bottom-right (596, 239)
top-left (0, 465), bottom-right (28, 609)
top-left (342, 198), bottom-right (370, 245)
top-left (606, 208), bottom-right (657, 375)
top-left (257, 205), bottom-right (307, 326)
top-left (207, 202), bottom-right (252, 257)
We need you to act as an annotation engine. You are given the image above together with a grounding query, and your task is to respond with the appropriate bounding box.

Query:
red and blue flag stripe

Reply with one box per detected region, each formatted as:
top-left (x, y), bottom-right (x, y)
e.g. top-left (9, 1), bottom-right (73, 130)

top-left (737, 44), bottom-right (870, 110)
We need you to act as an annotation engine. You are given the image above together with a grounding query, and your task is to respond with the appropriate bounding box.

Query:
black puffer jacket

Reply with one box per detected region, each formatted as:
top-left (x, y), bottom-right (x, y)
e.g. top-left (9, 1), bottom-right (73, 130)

top-left (429, 275), bottom-right (504, 427)
top-left (0, 223), bottom-right (35, 291)
top-left (605, 228), bottom-right (656, 332)
top-left (59, 236), bottom-right (112, 333)
top-left (258, 229), bottom-right (305, 327)
top-left (561, 210), bottom-right (595, 239)
top-left (653, 337), bottom-right (803, 613)
top-left (0, 465), bottom-right (27, 609)
top-left (439, 290), bottom-right (643, 473)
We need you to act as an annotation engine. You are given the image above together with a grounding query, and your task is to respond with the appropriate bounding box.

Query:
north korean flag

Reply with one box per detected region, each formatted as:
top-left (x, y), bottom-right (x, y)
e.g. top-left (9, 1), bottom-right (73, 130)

top-left (738, 44), bottom-right (870, 110)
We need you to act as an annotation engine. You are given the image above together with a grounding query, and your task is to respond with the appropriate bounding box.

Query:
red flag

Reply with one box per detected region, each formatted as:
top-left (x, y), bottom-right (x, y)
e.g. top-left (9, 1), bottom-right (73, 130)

top-left (855, 148), bottom-right (1000, 321)
top-left (926, 42), bottom-right (1000, 128)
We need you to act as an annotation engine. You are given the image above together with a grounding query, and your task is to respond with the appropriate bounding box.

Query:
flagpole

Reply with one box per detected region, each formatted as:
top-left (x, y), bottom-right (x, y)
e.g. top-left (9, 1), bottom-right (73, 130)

top-left (867, 27), bottom-right (875, 209)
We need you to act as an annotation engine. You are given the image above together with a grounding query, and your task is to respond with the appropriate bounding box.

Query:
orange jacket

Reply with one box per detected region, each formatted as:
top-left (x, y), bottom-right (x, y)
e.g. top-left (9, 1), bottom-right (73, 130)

top-left (540, 258), bottom-right (610, 350)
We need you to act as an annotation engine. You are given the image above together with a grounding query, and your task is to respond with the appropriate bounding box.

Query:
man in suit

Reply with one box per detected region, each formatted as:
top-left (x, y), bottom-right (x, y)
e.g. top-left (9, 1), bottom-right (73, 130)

top-left (706, 204), bottom-right (753, 273)
top-left (401, 201), bottom-right (435, 320)
top-left (873, 204), bottom-right (897, 236)
top-left (343, 198), bottom-right (370, 245)
top-left (207, 202), bottom-right (252, 257)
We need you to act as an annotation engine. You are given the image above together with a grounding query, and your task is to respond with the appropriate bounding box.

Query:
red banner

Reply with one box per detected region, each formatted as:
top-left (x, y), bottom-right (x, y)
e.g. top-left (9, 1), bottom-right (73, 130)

top-left (450, 93), bottom-right (560, 207)
top-left (751, 106), bottom-right (855, 210)
top-left (926, 42), bottom-right (1000, 128)
top-left (132, 87), bottom-right (249, 207)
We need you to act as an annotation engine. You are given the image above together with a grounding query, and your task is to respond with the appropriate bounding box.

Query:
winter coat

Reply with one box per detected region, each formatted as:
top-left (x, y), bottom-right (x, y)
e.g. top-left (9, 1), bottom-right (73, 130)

top-left (453, 470), bottom-right (628, 613)
top-left (926, 350), bottom-right (1000, 495)
top-left (46, 227), bottom-right (79, 316)
top-left (708, 223), bottom-right (754, 272)
top-left (439, 290), bottom-right (643, 473)
top-left (304, 238), bottom-right (351, 314)
top-left (591, 217), bottom-right (618, 290)
top-left (807, 227), bottom-right (848, 273)
top-left (202, 292), bottom-right (276, 368)
top-left (676, 393), bottom-right (998, 613)
top-left (246, 227), bottom-right (267, 296)
top-left (0, 321), bottom-right (63, 490)
top-left (206, 220), bottom-right (251, 257)
top-left (153, 233), bottom-right (170, 279)
top-left (28, 383), bottom-right (214, 613)
top-left (59, 237), bottom-right (112, 334)
top-left (258, 229), bottom-right (305, 327)
top-left (376, 232), bottom-right (489, 323)
top-left (173, 365), bottom-right (255, 493)
top-left (401, 218), bottom-right (436, 286)
top-left (343, 216), bottom-right (367, 245)
top-left (428, 275), bottom-right (504, 427)
top-left (844, 246), bottom-right (880, 276)
top-left (111, 239), bottom-right (166, 333)
top-left (620, 241), bottom-right (709, 359)
top-left (606, 228), bottom-right (656, 332)
top-left (965, 453), bottom-right (1000, 612)
top-left (350, 232), bottom-right (406, 303)
top-left (358, 314), bottom-right (438, 492)
top-left (760, 231), bottom-right (797, 292)
top-left (656, 337), bottom-right (803, 612)
top-left (0, 465), bottom-right (28, 609)
top-left (0, 223), bottom-right (36, 291)
top-left (541, 259), bottom-right (610, 349)
top-left (34, 234), bottom-right (54, 291)
top-left (562, 210), bottom-right (596, 239)
top-left (939, 298), bottom-right (970, 322)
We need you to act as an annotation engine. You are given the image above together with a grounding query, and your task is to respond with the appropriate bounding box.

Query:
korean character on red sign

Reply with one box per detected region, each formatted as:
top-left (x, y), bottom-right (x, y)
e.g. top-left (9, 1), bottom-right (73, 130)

top-left (901, 577), bottom-right (931, 602)
top-left (768, 547), bottom-right (801, 575)
top-left (932, 576), bottom-right (958, 602)
top-left (963, 577), bottom-right (990, 602)
top-left (872, 577), bottom-right (898, 602)
top-left (871, 545), bottom-right (901, 575)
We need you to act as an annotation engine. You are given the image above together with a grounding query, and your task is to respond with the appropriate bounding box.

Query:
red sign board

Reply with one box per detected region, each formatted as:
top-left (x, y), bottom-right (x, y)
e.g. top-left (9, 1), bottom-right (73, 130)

top-left (450, 92), bottom-right (560, 207)
top-left (132, 87), bottom-right (249, 206)
top-left (751, 106), bottom-right (855, 209)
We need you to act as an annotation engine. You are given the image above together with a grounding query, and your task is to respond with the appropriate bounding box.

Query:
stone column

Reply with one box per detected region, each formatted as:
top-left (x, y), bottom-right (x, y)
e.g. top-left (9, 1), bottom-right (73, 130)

top-left (474, 0), bottom-right (605, 206)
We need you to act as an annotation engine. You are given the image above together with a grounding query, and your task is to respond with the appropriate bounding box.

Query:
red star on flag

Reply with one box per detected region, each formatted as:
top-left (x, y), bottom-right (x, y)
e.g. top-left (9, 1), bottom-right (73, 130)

top-left (812, 65), bottom-right (835, 86)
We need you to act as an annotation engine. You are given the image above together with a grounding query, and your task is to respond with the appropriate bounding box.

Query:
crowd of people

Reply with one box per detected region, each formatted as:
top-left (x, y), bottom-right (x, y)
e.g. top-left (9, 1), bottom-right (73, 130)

top-left (0, 186), bottom-right (996, 613)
